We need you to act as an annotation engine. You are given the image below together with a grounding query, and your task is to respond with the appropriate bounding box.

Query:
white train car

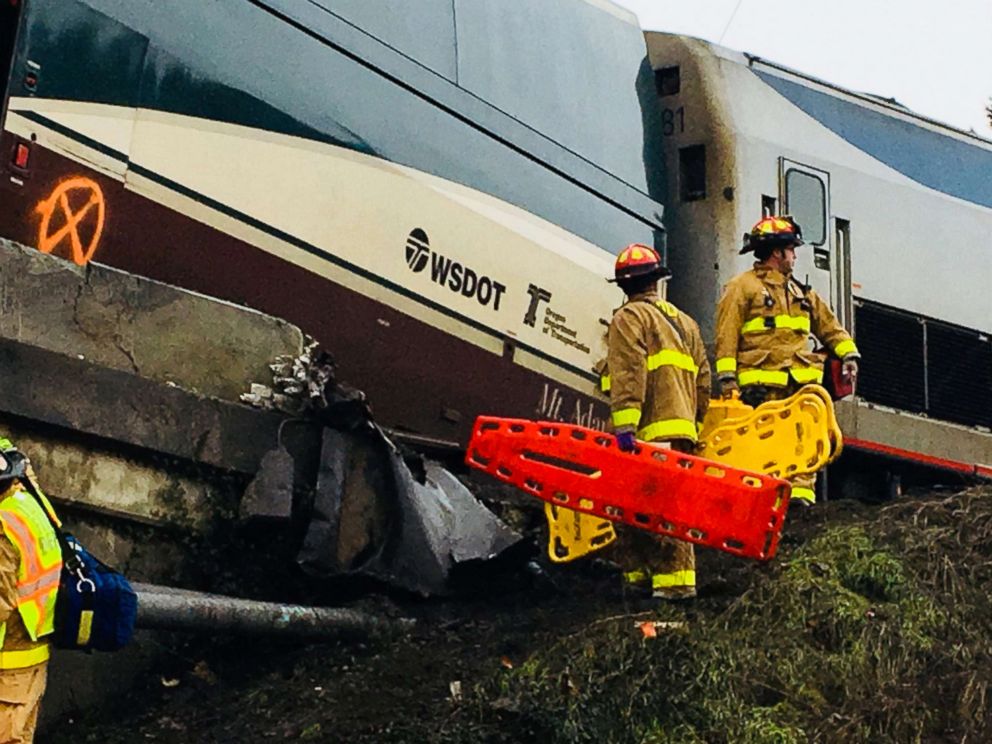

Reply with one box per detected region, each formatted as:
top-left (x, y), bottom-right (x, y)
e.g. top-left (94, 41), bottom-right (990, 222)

top-left (646, 32), bottom-right (992, 494)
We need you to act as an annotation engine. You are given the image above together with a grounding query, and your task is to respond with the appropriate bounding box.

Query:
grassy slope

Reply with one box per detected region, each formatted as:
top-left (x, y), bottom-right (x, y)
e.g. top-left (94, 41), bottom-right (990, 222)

top-left (48, 487), bottom-right (992, 743)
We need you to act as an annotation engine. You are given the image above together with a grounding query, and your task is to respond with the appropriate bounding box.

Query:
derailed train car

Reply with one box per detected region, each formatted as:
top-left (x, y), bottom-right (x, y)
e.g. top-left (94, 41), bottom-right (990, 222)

top-left (0, 0), bottom-right (665, 439)
top-left (646, 32), bottom-right (992, 491)
top-left (0, 1), bottom-right (990, 490)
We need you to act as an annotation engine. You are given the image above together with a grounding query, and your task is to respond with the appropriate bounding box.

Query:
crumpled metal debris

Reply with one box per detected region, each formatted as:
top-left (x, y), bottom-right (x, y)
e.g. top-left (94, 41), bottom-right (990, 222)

top-left (240, 337), bottom-right (340, 414)
top-left (296, 423), bottom-right (521, 595)
top-left (244, 339), bottom-right (520, 595)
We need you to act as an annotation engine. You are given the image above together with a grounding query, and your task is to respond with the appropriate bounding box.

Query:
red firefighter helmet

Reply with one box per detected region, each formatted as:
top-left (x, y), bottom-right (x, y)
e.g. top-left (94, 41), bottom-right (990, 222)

top-left (740, 216), bottom-right (804, 254)
top-left (608, 243), bottom-right (671, 283)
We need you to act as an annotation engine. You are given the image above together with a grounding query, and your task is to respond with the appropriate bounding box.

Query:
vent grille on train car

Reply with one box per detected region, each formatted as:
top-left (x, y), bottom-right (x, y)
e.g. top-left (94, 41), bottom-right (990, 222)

top-left (855, 299), bottom-right (992, 429)
top-left (926, 322), bottom-right (992, 428)
top-left (854, 301), bottom-right (925, 413)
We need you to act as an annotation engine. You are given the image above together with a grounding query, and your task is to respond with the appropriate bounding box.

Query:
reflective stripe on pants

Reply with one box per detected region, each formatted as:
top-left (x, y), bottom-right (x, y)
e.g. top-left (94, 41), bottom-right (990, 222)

top-left (637, 418), bottom-right (697, 443)
top-left (652, 569), bottom-right (696, 589)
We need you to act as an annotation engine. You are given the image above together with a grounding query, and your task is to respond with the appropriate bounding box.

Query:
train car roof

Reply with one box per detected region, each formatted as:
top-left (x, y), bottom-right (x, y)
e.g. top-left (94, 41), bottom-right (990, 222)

top-left (304, 0), bottom-right (655, 197)
top-left (648, 31), bottom-right (992, 149)
top-left (745, 53), bottom-right (992, 149)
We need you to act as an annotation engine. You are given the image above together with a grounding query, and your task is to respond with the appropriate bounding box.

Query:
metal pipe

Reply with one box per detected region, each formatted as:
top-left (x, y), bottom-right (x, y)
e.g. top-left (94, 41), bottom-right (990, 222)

top-left (133, 582), bottom-right (411, 639)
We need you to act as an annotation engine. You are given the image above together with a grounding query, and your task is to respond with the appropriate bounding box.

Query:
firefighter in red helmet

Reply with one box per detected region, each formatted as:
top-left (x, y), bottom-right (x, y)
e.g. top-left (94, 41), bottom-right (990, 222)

top-left (600, 243), bottom-right (710, 600)
top-left (714, 216), bottom-right (859, 506)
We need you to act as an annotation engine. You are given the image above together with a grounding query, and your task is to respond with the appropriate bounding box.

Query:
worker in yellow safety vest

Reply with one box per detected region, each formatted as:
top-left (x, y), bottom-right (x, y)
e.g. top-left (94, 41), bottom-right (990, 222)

top-left (0, 437), bottom-right (61, 744)
top-left (714, 216), bottom-right (859, 506)
top-left (601, 243), bottom-right (710, 600)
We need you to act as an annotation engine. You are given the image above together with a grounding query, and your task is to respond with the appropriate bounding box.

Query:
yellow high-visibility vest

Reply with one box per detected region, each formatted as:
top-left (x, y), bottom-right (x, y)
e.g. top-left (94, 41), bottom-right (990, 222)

top-left (0, 488), bottom-right (62, 656)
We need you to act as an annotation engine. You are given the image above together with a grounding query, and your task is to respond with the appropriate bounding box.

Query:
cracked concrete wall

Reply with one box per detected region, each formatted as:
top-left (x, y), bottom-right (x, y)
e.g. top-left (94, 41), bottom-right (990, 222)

top-left (8, 426), bottom-right (223, 536)
top-left (0, 240), bottom-right (304, 401)
top-left (0, 244), bottom-right (310, 726)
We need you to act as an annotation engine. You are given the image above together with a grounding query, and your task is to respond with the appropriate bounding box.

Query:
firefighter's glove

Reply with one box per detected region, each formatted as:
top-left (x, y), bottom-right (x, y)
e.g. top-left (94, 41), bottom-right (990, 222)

top-left (718, 374), bottom-right (739, 398)
top-left (841, 355), bottom-right (859, 380)
top-left (615, 430), bottom-right (637, 453)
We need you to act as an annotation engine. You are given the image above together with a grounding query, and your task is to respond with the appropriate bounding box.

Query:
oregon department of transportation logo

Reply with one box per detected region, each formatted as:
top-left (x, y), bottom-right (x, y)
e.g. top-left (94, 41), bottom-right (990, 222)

top-left (403, 227), bottom-right (507, 311)
top-left (406, 228), bottom-right (430, 273)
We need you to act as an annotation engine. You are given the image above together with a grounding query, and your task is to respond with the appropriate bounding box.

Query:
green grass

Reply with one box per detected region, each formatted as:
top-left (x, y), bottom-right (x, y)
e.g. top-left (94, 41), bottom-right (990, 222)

top-left (459, 489), bottom-right (992, 743)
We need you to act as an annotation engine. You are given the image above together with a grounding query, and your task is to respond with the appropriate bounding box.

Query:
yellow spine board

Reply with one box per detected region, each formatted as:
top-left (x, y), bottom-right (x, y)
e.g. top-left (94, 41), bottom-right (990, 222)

top-left (699, 394), bottom-right (754, 435)
top-left (544, 503), bottom-right (616, 563)
top-left (697, 385), bottom-right (843, 479)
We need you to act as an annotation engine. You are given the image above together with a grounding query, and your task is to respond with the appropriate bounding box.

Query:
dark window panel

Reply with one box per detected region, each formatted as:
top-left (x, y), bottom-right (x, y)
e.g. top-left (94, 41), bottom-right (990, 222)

top-left (679, 145), bottom-right (706, 202)
top-left (655, 66), bottom-right (680, 97)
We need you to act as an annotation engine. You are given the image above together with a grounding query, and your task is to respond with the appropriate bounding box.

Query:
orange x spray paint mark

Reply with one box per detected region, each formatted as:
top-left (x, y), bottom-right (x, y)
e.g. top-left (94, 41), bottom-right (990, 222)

top-left (35, 177), bottom-right (106, 266)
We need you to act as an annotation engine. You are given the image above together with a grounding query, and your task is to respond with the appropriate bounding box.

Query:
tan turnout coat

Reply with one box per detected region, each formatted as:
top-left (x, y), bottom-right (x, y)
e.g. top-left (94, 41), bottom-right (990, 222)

top-left (714, 264), bottom-right (858, 388)
top-left (603, 290), bottom-right (710, 442)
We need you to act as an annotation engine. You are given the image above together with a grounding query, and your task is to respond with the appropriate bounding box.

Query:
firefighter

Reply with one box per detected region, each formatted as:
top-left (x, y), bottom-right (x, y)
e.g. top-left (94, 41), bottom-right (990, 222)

top-left (0, 438), bottom-right (61, 744)
top-left (602, 243), bottom-right (710, 600)
top-left (714, 216), bottom-right (859, 506)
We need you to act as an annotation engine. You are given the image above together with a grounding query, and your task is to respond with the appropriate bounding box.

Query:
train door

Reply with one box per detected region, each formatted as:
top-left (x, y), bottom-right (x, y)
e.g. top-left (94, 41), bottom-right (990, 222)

top-left (0, 0), bottom-right (22, 127)
top-left (779, 159), bottom-right (832, 302)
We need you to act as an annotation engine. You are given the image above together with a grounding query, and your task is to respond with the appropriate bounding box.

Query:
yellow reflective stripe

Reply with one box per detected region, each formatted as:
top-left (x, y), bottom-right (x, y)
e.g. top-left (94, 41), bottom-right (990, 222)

top-left (739, 369), bottom-right (790, 386)
top-left (779, 315), bottom-right (810, 332)
top-left (612, 408), bottom-right (642, 428)
top-left (77, 610), bottom-right (94, 647)
top-left (791, 487), bottom-right (816, 504)
top-left (715, 357), bottom-right (737, 374)
top-left (655, 300), bottom-right (678, 317)
top-left (646, 349), bottom-right (698, 375)
top-left (638, 418), bottom-right (698, 442)
top-left (600, 375), bottom-right (611, 393)
top-left (0, 644), bottom-right (49, 670)
top-left (623, 570), bottom-right (649, 585)
top-left (740, 367), bottom-right (822, 386)
top-left (833, 339), bottom-right (858, 358)
top-left (741, 315), bottom-right (811, 334)
top-left (740, 317), bottom-right (768, 334)
top-left (789, 366), bottom-right (823, 384)
top-left (652, 570), bottom-right (696, 589)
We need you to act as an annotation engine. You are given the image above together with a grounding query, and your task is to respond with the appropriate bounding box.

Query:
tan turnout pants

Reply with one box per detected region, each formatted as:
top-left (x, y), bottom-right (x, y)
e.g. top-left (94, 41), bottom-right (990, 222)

top-left (0, 663), bottom-right (47, 744)
top-left (741, 383), bottom-right (817, 503)
top-left (610, 439), bottom-right (696, 597)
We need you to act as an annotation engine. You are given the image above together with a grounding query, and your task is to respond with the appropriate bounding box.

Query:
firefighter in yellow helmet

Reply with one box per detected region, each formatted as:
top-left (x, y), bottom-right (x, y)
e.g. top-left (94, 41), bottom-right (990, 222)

top-left (601, 243), bottom-right (710, 600)
top-left (714, 216), bottom-right (859, 506)
top-left (0, 438), bottom-right (61, 744)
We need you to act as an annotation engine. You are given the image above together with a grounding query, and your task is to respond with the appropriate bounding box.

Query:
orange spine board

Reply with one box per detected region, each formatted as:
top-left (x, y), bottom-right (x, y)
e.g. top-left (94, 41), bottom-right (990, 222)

top-left (466, 417), bottom-right (792, 561)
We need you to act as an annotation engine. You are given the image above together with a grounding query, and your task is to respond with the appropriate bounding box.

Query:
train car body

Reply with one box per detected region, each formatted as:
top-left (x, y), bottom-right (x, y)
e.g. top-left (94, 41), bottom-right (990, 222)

top-left (0, 0), bottom-right (673, 440)
top-left (1, 1), bottom-right (990, 488)
top-left (646, 32), bottom-right (992, 484)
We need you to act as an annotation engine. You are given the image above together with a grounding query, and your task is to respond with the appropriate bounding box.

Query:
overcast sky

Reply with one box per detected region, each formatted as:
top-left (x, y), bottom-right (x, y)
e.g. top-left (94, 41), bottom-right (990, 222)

top-left (613, 0), bottom-right (992, 135)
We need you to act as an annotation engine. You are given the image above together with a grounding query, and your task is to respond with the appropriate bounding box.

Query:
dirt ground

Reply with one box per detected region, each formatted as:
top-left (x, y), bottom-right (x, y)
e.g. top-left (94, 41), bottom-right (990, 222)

top-left (44, 486), bottom-right (992, 743)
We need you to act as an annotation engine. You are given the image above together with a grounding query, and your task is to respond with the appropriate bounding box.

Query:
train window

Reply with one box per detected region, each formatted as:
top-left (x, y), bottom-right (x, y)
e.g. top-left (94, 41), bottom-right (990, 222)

top-left (784, 169), bottom-right (826, 245)
top-left (679, 145), bottom-right (706, 202)
top-left (655, 66), bottom-right (680, 97)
